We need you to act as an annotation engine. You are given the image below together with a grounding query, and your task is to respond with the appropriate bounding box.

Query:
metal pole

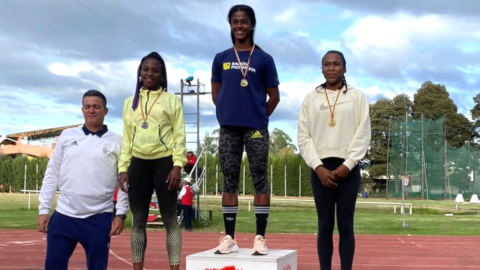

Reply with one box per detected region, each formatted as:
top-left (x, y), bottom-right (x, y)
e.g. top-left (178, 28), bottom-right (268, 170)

top-left (405, 111), bottom-right (408, 175)
top-left (386, 116), bottom-right (391, 199)
top-left (180, 79), bottom-right (184, 104)
top-left (284, 164), bottom-right (287, 197)
top-left (196, 79), bottom-right (200, 155)
top-left (204, 150), bottom-right (207, 219)
top-left (299, 165), bottom-right (302, 197)
top-left (24, 163), bottom-right (27, 194)
top-left (215, 164), bottom-right (218, 196)
top-left (468, 142), bottom-right (472, 192)
top-left (443, 115), bottom-right (449, 199)
top-left (243, 165), bottom-right (245, 196)
top-left (402, 183), bottom-right (407, 228)
top-left (36, 163), bottom-right (39, 192)
top-left (270, 164), bottom-right (273, 197)
top-left (421, 113), bottom-right (428, 199)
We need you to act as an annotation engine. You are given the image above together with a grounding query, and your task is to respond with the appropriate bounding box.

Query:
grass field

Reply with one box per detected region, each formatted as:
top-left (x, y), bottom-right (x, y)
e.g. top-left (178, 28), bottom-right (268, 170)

top-left (1, 193), bottom-right (479, 236)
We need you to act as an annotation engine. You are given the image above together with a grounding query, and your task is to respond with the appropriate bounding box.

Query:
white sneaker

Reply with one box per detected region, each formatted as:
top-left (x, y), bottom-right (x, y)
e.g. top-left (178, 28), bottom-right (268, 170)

top-left (252, 235), bottom-right (268, 255)
top-left (213, 235), bottom-right (239, 254)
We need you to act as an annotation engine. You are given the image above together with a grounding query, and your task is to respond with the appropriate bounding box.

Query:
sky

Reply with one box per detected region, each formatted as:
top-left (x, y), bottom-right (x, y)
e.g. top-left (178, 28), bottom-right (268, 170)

top-left (1, 0), bottom-right (479, 151)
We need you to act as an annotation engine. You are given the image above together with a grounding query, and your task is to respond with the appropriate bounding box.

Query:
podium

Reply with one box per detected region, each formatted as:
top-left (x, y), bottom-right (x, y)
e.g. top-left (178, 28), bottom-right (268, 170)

top-left (186, 248), bottom-right (297, 270)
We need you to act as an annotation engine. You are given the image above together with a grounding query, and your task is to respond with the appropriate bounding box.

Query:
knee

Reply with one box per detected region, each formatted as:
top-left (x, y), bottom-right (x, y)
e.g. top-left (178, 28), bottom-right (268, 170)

top-left (223, 185), bottom-right (238, 194)
top-left (337, 219), bottom-right (354, 236)
top-left (253, 181), bottom-right (269, 195)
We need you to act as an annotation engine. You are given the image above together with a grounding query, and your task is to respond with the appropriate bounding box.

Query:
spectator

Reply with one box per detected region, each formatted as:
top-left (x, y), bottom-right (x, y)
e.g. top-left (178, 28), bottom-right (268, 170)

top-left (178, 179), bottom-right (193, 231)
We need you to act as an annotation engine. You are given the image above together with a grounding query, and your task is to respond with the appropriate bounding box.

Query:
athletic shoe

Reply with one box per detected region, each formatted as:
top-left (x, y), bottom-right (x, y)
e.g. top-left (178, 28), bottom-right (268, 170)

top-left (252, 235), bottom-right (268, 255)
top-left (213, 235), bottom-right (239, 254)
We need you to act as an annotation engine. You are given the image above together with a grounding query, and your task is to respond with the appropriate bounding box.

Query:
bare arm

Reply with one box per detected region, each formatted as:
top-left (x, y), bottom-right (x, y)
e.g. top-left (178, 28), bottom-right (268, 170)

top-left (212, 83), bottom-right (221, 106)
top-left (266, 86), bottom-right (280, 116)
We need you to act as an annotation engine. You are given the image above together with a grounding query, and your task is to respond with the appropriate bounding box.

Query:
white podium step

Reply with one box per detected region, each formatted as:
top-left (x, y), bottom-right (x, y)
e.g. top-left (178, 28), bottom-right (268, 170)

top-left (186, 248), bottom-right (297, 270)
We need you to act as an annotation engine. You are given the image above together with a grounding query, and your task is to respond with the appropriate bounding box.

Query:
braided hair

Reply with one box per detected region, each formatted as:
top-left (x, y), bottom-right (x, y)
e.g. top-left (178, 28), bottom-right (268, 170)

top-left (132, 52), bottom-right (167, 110)
top-left (319, 50), bottom-right (348, 92)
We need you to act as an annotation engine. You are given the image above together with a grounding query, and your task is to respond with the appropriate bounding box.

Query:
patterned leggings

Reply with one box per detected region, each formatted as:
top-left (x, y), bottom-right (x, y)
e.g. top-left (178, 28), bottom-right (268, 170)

top-left (128, 156), bottom-right (181, 265)
top-left (219, 126), bottom-right (270, 194)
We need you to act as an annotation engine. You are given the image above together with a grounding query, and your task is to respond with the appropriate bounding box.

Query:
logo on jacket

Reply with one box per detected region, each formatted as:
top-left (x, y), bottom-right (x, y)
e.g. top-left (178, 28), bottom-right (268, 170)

top-left (103, 141), bottom-right (112, 155)
top-left (223, 62), bottom-right (231, 70)
top-left (320, 101), bottom-right (348, 111)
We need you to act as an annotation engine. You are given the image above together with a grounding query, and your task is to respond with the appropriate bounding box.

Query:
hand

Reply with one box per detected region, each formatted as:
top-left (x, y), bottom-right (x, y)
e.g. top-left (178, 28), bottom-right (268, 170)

top-left (37, 214), bottom-right (50, 233)
top-left (167, 166), bottom-right (182, 190)
top-left (109, 216), bottom-right (124, 236)
top-left (119, 172), bottom-right (129, 193)
top-left (332, 165), bottom-right (350, 180)
top-left (315, 165), bottom-right (337, 188)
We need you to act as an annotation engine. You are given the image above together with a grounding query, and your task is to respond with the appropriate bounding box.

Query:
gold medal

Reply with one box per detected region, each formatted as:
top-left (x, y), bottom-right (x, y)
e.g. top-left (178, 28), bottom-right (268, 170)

top-left (233, 44), bottom-right (255, 88)
top-left (328, 119), bottom-right (336, 127)
top-left (323, 88), bottom-right (342, 128)
top-left (241, 79), bottom-right (248, 87)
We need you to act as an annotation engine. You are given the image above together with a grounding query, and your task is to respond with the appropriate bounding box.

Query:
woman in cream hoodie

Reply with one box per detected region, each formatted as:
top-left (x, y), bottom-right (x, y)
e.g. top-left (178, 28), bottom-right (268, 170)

top-left (297, 50), bottom-right (371, 270)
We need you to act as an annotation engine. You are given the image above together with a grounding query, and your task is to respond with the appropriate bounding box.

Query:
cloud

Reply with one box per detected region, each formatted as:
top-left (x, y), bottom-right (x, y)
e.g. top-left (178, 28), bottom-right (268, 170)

top-left (321, 0), bottom-right (480, 17)
top-left (1, 0), bottom-right (479, 142)
top-left (340, 13), bottom-right (480, 87)
top-left (48, 62), bottom-right (95, 77)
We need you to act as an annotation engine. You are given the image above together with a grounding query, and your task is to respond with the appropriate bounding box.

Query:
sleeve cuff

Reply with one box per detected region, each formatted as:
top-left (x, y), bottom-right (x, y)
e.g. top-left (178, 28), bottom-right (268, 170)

top-left (118, 167), bottom-right (128, 173)
top-left (115, 208), bottom-right (128, 216)
top-left (343, 158), bottom-right (357, 171)
top-left (310, 158), bottom-right (323, 171)
top-left (39, 209), bottom-right (50, 215)
top-left (174, 161), bottom-right (184, 168)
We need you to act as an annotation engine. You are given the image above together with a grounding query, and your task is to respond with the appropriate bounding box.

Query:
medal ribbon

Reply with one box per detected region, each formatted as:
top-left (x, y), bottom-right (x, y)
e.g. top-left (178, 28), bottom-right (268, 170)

top-left (233, 44), bottom-right (256, 82)
top-left (323, 88), bottom-right (342, 124)
top-left (140, 89), bottom-right (163, 124)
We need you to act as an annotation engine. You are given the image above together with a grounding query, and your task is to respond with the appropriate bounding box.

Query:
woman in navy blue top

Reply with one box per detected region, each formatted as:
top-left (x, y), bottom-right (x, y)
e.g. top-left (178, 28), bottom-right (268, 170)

top-left (211, 4), bottom-right (280, 255)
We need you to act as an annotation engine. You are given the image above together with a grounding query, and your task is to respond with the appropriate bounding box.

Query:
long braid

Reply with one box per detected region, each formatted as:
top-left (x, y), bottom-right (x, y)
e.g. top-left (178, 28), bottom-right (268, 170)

top-left (342, 76), bottom-right (348, 93)
top-left (132, 52), bottom-right (168, 110)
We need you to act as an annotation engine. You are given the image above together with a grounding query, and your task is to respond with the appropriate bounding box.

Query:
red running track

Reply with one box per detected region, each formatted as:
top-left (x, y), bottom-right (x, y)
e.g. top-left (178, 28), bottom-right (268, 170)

top-left (1, 230), bottom-right (479, 270)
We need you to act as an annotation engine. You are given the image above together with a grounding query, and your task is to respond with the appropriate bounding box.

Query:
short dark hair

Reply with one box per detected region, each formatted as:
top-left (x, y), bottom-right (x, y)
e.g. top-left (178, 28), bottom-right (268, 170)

top-left (83, 89), bottom-right (107, 107)
top-left (227, 4), bottom-right (257, 46)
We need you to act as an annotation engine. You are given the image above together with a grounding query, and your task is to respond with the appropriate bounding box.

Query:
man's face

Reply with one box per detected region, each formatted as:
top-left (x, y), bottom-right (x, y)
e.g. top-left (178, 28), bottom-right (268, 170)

top-left (82, 96), bottom-right (108, 128)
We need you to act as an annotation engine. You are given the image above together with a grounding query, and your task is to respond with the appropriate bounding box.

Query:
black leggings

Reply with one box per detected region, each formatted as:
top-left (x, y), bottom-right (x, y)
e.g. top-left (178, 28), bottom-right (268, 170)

top-left (311, 158), bottom-right (361, 270)
top-left (128, 156), bottom-right (181, 265)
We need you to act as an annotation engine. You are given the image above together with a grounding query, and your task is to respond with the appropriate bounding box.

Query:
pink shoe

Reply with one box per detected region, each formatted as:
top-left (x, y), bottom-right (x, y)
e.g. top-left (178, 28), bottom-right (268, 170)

top-left (252, 235), bottom-right (268, 255)
top-left (213, 235), bottom-right (239, 254)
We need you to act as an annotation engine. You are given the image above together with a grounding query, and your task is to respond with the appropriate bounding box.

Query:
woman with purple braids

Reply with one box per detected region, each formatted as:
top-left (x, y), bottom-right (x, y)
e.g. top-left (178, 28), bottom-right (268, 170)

top-left (118, 51), bottom-right (187, 270)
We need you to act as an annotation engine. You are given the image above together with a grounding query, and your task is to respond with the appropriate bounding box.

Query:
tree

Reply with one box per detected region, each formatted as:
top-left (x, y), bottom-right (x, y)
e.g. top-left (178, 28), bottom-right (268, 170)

top-left (201, 129), bottom-right (219, 155)
top-left (412, 81), bottom-right (475, 147)
top-left (471, 92), bottom-right (480, 143)
top-left (0, 155), bottom-right (13, 187)
top-left (269, 128), bottom-right (296, 156)
top-left (368, 94), bottom-right (413, 178)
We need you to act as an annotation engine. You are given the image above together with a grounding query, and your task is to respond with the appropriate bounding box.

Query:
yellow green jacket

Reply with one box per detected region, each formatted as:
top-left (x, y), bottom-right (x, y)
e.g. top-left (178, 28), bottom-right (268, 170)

top-left (119, 88), bottom-right (187, 173)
